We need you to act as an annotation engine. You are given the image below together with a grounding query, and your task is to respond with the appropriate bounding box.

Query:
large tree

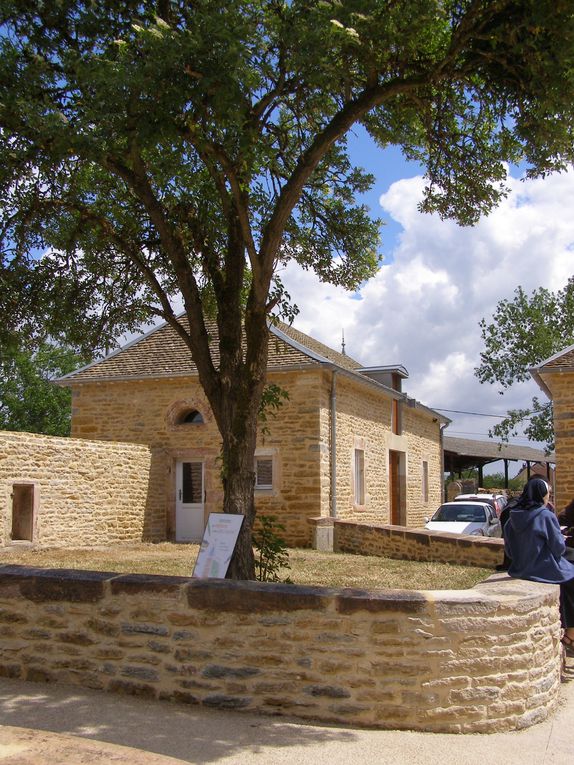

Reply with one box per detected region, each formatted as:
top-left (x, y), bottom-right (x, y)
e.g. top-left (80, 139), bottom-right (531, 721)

top-left (1, 1), bottom-right (574, 578)
top-left (476, 279), bottom-right (574, 451)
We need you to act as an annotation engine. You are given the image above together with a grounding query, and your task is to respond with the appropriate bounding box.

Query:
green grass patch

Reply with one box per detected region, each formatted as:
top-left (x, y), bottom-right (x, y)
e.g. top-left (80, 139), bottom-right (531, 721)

top-left (1, 543), bottom-right (491, 590)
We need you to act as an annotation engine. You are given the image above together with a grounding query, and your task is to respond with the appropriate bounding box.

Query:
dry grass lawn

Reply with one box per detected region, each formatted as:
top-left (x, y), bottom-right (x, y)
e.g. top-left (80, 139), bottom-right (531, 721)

top-left (1, 543), bottom-right (491, 591)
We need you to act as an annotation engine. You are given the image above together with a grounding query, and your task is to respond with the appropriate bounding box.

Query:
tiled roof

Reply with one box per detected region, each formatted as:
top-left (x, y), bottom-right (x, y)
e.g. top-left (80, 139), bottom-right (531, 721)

top-left (59, 317), bottom-right (363, 384)
top-left (530, 343), bottom-right (574, 398)
top-left (538, 345), bottom-right (574, 370)
top-left (444, 436), bottom-right (554, 463)
top-left (271, 323), bottom-right (362, 372)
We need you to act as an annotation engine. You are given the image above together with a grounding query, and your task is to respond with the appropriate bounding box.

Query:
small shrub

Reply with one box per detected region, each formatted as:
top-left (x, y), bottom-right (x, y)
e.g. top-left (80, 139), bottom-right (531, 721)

top-left (253, 514), bottom-right (291, 582)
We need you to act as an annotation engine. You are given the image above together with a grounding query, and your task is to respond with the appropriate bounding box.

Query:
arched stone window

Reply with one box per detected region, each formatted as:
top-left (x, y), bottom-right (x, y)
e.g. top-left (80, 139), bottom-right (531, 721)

top-left (166, 400), bottom-right (209, 430)
top-left (179, 409), bottom-right (204, 425)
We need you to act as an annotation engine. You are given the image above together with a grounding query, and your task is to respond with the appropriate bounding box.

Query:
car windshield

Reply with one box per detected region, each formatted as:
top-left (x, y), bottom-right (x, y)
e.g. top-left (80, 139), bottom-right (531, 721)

top-left (431, 504), bottom-right (487, 523)
top-left (454, 496), bottom-right (495, 508)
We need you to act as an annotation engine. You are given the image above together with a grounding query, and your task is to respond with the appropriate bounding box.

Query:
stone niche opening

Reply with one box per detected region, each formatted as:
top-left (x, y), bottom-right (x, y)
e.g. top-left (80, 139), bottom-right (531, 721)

top-left (11, 483), bottom-right (35, 542)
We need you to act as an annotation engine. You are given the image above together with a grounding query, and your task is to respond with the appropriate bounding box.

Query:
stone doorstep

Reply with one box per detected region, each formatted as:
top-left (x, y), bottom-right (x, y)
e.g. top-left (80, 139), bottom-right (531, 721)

top-left (3, 541), bottom-right (35, 549)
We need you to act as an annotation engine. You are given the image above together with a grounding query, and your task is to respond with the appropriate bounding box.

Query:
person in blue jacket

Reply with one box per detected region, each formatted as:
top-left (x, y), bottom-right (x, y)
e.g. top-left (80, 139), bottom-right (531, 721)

top-left (504, 476), bottom-right (574, 655)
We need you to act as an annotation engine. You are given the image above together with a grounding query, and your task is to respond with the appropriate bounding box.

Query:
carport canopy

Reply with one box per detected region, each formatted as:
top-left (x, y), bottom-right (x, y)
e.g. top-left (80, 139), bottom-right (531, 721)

top-left (443, 435), bottom-right (555, 488)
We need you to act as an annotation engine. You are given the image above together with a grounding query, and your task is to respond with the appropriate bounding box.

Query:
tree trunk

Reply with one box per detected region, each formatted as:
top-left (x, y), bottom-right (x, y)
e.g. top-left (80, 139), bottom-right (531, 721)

top-left (223, 463), bottom-right (257, 580)
top-left (216, 312), bottom-right (269, 581)
top-left (181, 264), bottom-right (270, 580)
top-left (219, 396), bottom-right (260, 580)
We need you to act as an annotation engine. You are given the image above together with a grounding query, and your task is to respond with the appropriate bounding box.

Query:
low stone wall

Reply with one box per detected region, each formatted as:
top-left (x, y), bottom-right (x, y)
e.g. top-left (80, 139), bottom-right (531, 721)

top-left (0, 565), bottom-right (561, 733)
top-left (333, 520), bottom-right (504, 568)
top-left (0, 431), bottom-right (165, 546)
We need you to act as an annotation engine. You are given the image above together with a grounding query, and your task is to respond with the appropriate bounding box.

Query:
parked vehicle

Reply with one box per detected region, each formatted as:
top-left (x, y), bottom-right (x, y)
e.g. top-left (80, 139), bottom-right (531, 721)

top-left (454, 493), bottom-right (507, 516)
top-left (425, 501), bottom-right (502, 537)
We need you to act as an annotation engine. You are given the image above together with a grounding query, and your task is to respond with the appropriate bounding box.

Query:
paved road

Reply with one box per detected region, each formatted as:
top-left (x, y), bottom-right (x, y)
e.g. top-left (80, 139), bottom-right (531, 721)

top-left (0, 663), bottom-right (573, 765)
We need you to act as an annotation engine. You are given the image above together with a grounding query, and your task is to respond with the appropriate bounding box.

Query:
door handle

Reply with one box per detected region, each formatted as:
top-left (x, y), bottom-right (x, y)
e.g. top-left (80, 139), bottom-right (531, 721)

top-left (178, 489), bottom-right (182, 501)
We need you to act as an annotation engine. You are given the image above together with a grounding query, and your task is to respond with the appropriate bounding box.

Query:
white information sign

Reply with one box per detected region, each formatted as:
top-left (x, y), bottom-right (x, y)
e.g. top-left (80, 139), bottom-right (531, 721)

top-left (192, 513), bottom-right (244, 579)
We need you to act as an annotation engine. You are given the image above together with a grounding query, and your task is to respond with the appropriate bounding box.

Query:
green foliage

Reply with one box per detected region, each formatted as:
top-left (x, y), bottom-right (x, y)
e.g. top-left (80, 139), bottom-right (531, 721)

top-left (253, 514), bottom-right (291, 582)
top-left (476, 279), bottom-right (574, 450)
top-left (0, 342), bottom-right (86, 436)
top-left (489, 399), bottom-right (554, 453)
top-left (477, 281), bottom-right (574, 389)
top-left (2, 1), bottom-right (574, 344)
top-left (481, 473), bottom-right (523, 492)
top-left (446, 471), bottom-right (523, 493)
top-left (258, 382), bottom-right (289, 436)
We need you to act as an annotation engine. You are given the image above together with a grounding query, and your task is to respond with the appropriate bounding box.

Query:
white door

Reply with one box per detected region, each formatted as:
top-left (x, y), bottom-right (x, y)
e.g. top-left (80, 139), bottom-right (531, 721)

top-left (176, 461), bottom-right (205, 542)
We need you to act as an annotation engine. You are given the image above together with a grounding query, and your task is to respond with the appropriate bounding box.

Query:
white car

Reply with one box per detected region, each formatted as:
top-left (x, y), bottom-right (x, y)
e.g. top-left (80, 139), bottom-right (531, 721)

top-left (425, 501), bottom-right (502, 537)
top-left (454, 493), bottom-right (507, 516)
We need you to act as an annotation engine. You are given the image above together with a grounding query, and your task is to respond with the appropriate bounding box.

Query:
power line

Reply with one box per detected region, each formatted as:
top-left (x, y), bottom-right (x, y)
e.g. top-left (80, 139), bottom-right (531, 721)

top-left (432, 407), bottom-right (507, 418)
top-left (448, 430), bottom-right (536, 444)
top-left (433, 406), bottom-right (550, 421)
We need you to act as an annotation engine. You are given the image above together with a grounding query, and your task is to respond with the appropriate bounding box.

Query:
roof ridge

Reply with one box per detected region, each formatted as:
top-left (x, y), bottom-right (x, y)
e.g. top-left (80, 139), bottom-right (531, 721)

top-left (269, 323), bottom-right (331, 364)
top-left (272, 320), bottom-right (363, 370)
top-left (531, 341), bottom-right (574, 370)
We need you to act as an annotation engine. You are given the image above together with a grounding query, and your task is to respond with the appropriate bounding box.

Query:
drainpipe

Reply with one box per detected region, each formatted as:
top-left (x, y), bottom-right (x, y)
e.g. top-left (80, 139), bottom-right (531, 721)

top-left (440, 423), bottom-right (448, 503)
top-left (330, 370), bottom-right (338, 518)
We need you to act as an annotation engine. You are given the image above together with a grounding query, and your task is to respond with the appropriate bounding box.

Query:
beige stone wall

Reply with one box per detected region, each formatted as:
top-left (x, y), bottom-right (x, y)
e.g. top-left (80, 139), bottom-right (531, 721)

top-left (67, 369), bottom-right (443, 545)
top-left (333, 520), bottom-right (504, 568)
top-left (0, 565), bottom-right (561, 733)
top-left (402, 405), bottom-right (444, 526)
top-left (0, 431), bottom-right (162, 546)
top-left (325, 374), bottom-right (442, 527)
top-left (253, 371), bottom-right (324, 546)
top-left (69, 373), bottom-right (324, 546)
top-left (543, 371), bottom-right (574, 511)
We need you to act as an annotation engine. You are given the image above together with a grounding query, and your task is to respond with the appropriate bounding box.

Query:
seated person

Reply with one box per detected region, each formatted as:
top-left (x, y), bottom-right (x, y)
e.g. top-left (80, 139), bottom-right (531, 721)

top-left (504, 477), bottom-right (574, 656)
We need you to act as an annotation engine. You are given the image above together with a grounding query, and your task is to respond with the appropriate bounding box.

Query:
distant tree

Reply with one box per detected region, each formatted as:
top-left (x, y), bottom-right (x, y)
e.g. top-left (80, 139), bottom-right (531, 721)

top-left (482, 472), bottom-right (523, 492)
top-left (2, 1), bottom-right (574, 578)
top-left (476, 279), bottom-right (574, 451)
top-left (0, 342), bottom-right (86, 436)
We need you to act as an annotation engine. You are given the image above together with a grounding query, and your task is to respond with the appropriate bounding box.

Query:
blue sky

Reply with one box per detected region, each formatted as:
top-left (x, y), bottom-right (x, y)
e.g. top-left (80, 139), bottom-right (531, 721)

top-left (346, 125), bottom-right (423, 263)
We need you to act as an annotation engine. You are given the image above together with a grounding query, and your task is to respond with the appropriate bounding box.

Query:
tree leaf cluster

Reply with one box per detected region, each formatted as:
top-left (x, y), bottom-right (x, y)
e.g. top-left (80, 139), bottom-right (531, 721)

top-left (0, 341), bottom-right (86, 436)
top-left (476, 278), bottom-right (574, 450)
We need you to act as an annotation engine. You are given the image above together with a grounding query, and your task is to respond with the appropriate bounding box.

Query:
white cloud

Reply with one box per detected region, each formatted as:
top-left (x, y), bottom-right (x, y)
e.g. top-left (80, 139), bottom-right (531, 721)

top-left (281, 167), bottom-right (574, 449)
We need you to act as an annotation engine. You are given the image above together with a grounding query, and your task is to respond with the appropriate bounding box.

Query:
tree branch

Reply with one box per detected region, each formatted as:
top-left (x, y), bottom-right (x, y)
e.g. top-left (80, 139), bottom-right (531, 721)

top-left (260, 76), bottom-right (424, 275)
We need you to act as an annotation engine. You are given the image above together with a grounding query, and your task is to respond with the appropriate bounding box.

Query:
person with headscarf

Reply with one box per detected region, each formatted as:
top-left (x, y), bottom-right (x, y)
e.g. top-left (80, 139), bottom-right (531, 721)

top-left (504, 476), bottom-right (574, 655)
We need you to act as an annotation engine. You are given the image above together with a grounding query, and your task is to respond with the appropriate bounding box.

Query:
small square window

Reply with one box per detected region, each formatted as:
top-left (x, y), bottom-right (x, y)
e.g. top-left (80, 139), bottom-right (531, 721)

top-left (255, 457), bottom-right (273, 490)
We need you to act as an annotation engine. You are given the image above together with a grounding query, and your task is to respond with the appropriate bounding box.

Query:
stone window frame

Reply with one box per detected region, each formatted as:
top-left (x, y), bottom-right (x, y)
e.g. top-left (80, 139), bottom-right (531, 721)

top-left (166, 400), bottom-right (209, 430)
top-left (9, 480), bottom-right (39, 543)
top-left (354, 448), bottom-right (365, 506)
top-left (180, 409), bottom-right (204, 425)
top-left (391, 398), bottom-right (402, 435)
top-left (352, 436), bottom-right (367, 510)
top-left (254, 448), bottom-right (279, 495)
top-left (422, 459), bottom-right (429, 503)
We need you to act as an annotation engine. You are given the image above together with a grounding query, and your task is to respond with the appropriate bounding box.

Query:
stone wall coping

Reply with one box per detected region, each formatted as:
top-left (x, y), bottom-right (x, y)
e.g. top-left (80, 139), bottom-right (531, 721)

top-left (0, 429), bottom-right (151, 452)
top-left (0, 563), bottom-right (555, 613)
top-left (307, 516), bottom-right (335, 527)
top-left (334, 518), bottom-right (505, 548)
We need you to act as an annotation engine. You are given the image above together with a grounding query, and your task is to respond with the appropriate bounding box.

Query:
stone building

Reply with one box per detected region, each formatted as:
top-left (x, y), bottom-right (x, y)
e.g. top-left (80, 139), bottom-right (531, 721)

top-left (531, 344), bottom-right (574, 511)
top-left (57, 319), bottom-right (448, 546)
